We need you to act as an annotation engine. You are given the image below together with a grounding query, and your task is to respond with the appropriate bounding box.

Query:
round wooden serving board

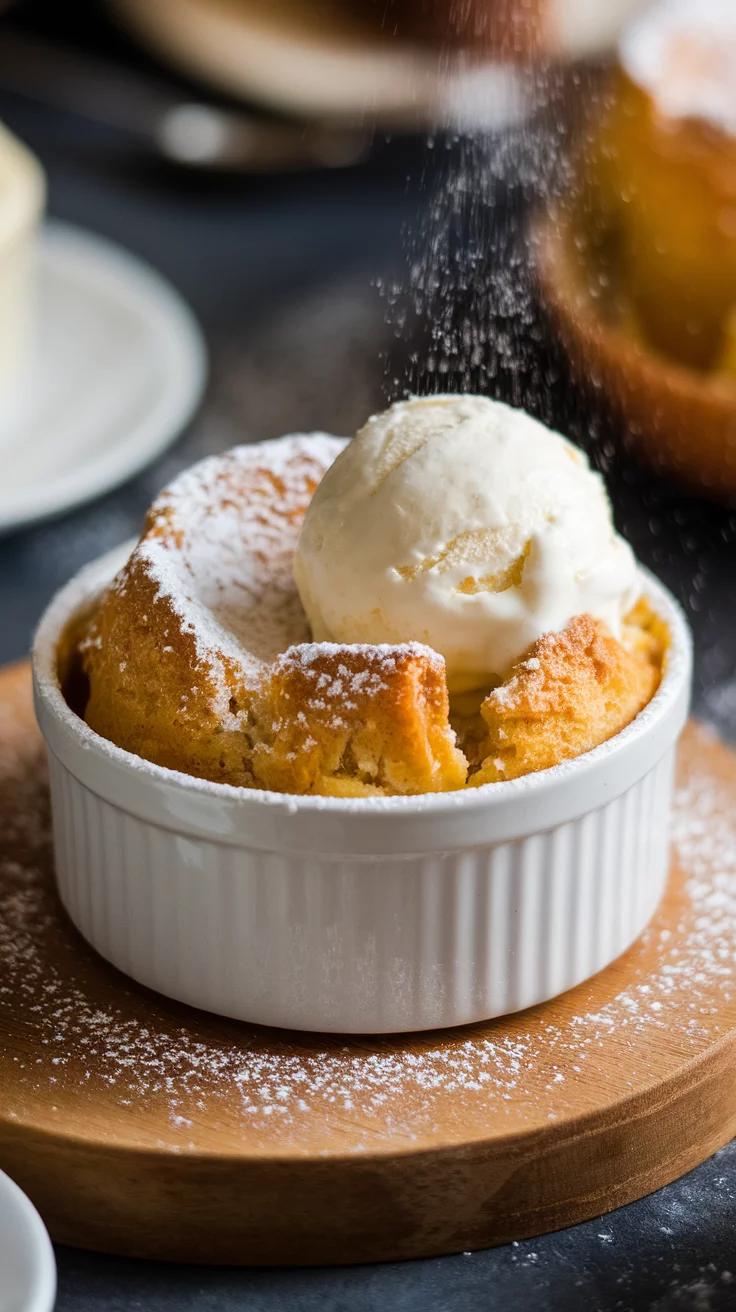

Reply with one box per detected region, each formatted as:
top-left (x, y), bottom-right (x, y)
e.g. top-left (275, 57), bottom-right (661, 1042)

top-left (1, 660), bottom-right (736, 1265)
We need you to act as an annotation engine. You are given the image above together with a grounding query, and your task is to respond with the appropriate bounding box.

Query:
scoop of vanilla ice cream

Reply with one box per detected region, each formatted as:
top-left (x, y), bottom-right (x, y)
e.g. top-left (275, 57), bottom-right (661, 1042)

top-left (294, 396), bottom-right (641, 692)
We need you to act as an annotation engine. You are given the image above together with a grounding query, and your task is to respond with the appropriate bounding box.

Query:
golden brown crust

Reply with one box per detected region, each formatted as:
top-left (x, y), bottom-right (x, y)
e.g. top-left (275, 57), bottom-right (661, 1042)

top-left (79, 437), bottom-right (468, 796)
top-left (80, 439), bottom-right (338, 787)
top-left (82, 561), bottom-right (257, 786)
top-left (470, 611), bottom-right (660, 786)
top-left (252, 643), bottom-right (467, 796)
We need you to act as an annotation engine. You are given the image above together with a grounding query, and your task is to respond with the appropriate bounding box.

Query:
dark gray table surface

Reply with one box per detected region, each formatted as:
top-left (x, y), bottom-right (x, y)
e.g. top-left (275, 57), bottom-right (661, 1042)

top-left (2, 4), bottom-right (736, 1308)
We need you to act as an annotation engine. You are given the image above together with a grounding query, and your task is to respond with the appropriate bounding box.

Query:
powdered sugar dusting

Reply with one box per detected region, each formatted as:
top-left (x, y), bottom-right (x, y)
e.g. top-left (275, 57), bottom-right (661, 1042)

top-left (279, 641), bottom-right (445, 671)
top-left (107, 434), bottom-right (346, 710)
top-left (269, 640), bottom-right (450, 741)
top-left (1, 715), bottom-right (735, 1153)
top-left (276, 640), bottom-right (447, 708)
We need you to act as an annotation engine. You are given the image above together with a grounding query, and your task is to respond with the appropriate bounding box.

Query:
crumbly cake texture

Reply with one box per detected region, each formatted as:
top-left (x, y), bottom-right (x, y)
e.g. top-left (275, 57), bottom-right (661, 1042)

top-left (471, 608), bottom-right (664, 786)
top-left (79, 436), bottom-right (465, 795)
top-left (79, 435), bottom-right (664, 796)
top-left (253, 642), bottom-right (466, 796)
top-left (82, 436), bottom-right (341, 787)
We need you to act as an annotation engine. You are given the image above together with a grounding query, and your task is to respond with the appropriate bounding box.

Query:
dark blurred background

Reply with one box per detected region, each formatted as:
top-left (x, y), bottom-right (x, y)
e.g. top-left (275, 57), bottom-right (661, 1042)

top-left (1, 2), bottom-right (736, 1308)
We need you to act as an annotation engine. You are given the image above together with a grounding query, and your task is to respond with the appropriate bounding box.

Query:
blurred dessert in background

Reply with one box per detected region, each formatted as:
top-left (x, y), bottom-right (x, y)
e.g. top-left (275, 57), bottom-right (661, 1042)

top-left (535, 0), bottom-right (736, 497)
top-left (597, 0), bottom-right (736, 371)
top-left (0, 123), bottom-right (44, 409)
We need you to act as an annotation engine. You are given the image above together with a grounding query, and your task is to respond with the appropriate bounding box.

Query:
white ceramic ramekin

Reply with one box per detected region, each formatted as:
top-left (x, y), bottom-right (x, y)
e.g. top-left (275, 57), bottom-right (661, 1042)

top-left (33, 544), bottom-right (691, 1034)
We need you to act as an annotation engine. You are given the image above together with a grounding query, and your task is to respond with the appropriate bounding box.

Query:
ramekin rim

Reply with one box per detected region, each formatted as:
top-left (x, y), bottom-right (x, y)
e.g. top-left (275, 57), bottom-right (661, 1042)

top-left (32, 542), bottom-right (692, 819)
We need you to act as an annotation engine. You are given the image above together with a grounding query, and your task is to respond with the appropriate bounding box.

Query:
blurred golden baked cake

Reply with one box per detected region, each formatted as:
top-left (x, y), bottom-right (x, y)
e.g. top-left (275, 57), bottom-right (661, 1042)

top-left (536, 0), bottom-right (736, 496)
top-left (77, 428), bottom-right (665, 797)
top-left (595, 0), bottom-right (736, 372)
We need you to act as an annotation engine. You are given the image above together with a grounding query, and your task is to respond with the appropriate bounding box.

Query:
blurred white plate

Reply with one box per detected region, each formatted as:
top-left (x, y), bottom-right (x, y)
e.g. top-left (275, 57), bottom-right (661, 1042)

top-left (0, 221), bottom-right (206, 534)
top-left (0, 1170), bottom-right (56, 1312)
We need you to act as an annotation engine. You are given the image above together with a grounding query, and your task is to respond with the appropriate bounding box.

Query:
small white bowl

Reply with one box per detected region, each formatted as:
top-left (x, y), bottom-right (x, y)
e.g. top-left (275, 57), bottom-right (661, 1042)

top-left (0, 222), bottom-right (207, 534)
top-left (0, 1170), bottom-right (56, 1312)
top-left (33, 544), bottom-right (691, 1034)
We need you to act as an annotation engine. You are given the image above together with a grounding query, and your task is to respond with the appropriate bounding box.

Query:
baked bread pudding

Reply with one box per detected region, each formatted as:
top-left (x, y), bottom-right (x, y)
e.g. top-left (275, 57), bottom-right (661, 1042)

top-left (75, 396), bottom-right (665, 796)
